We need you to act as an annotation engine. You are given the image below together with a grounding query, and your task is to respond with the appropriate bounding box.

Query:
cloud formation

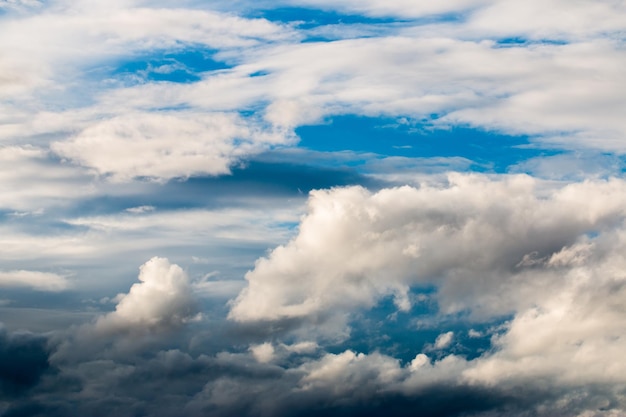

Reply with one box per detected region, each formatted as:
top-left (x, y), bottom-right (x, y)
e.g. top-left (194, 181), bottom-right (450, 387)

top-left (52, 112), bottom-right (292, 181)
top-left (0, 325), bottom-right (51, 397)
top-left (1, 1), bottom-right (626, 417)
top-left (0, 270), bottom-right (70, 292)
top-left (95, 257), bottom-right (197, 333)
top-left (230, 174), bottom-right (626, 324)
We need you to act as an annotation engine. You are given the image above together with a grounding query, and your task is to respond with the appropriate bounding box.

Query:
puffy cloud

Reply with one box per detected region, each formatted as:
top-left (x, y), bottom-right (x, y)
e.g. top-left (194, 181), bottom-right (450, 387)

top-left (230, 174), bottom-right (626, 324)
top-left (52, 112), bottom-right (293, 181)
top-left (298, 350), bottom-right (403, 395)
top-left (0, 270), bottom-right (70, 292)
top-left (463, 236), bottom-right (626, 387)
top-left (249, 342), bottom-right (275, 363)
top-left (95, 257), bottom-right (197, 333)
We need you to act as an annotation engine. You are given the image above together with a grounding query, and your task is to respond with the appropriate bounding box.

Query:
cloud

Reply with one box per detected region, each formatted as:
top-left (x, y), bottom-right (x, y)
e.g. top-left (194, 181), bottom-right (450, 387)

top-left (51, 112), bottom-right (294, 181)
top-left (434, 332), bottom-right (454, 350)
top-left (0, 145), bottom-right (93, 212)
top-left (272, 0), bottom-right (489, 19)
top-left (93, 33), bottom-right (626, 155)
top-left (125, 205), bottom-right (155, 214)
top-left (230, 174), bottom-right (626, 326)
top-left (2, 2), bottom-right (626, 417)
top-left (95, 257), bottom-right (197, 333)
top-left (283, 0), bottom-right (626, 41)
top-left (249, 342), bottom-right (275, 363)
top-left (298, 350), bottom-right (402, 394)
top-left (2, 0), bottom-right (624, 190)
top-left (0, 3), bottom-right (294, 99)
top-left (0, 270), bottom-right (70, 292)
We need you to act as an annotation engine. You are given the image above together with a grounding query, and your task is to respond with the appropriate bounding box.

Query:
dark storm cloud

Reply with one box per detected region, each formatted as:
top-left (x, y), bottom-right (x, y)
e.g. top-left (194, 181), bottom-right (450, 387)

top-left (0, 325), bottom-right (52, 397)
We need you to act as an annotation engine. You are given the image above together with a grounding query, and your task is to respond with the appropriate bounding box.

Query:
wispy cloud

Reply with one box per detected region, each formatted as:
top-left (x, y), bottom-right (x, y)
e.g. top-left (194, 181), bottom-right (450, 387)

top-left (0, 270), bottom-right (70, 291)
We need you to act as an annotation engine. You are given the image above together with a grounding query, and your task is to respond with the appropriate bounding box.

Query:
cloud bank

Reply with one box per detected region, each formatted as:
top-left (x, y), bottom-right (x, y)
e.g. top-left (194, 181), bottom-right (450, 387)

top-left (1, 0), bottom-right (626, 416)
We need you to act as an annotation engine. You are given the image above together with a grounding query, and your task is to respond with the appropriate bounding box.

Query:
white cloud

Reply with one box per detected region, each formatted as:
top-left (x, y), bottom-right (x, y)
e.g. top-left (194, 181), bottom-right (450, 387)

top-left (0, 145), bottom-right (94, 211)
top-left (0, 270), bottom-right (70, 291)
top-left (284, 0), bottom-right (626, 41)
top-left (434, 331), bottom-right (454, 349)
top-left (0, 3), bottom-right (294, 99)
top-left (462, 234), bottom-right (626, 387)
top-left (125, 205), bottom-right (155, 214)
top-left (278, 0), bottom-right (489, 19)
top-left (2, 0), bottom-right (623, 189)
top-left (98, 33), bottom-right (626, 154)
top-left (249, 342), bottom-right (275, 363)
top-left (230, 174), bottom-right (626, 325)
top-left (298, 350), bottom-right (403, 395)
top-left (95, 257), bottom-right (196, 333)
top-left (52, 111), bottom-right (293, 181)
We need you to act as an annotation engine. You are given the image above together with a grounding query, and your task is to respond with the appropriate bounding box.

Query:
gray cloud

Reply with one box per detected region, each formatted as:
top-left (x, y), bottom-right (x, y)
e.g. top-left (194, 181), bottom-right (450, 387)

top-left (0, 325), bottom-right (52, 397)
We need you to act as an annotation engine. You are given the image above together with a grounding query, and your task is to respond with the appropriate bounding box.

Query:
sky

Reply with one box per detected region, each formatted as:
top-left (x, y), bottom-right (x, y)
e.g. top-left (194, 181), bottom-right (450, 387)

top-left (1, 0), bottom-right (626, 416)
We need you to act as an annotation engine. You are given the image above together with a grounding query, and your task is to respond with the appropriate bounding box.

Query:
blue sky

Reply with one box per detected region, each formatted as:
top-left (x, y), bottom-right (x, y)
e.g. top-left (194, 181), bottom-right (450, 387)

top-left (1, 1), bottom-right (626, 416)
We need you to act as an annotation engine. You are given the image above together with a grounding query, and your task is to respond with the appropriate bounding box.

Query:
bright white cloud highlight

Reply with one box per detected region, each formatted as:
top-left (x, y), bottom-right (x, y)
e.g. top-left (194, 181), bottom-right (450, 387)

top-left (95, 257), bottom-right (196, 332)
top-left (52, 112), bottom-right (292, 181)
top-left (434, 331), bottom-right (454, 350)
top-left (249, 343), bottom-right (275, 363)
top-left (230, 174), bottom-right (626, 324)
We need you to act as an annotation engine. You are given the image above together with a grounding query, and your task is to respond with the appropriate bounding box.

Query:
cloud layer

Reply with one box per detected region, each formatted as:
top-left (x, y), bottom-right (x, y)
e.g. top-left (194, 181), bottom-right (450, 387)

top-left (2, 1), bottom-right (626, 416)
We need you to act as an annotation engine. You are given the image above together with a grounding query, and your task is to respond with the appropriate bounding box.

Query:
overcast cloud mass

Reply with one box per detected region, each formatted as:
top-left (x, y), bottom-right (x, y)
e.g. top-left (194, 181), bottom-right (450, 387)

top-left (1, 0), bottom-right (626, 416)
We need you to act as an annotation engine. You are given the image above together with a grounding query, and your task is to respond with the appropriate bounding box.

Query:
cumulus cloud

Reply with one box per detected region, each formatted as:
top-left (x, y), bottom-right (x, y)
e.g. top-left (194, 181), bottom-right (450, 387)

top-left (299, 350), bottom-right (402, 394)
top-left (2, 2), bottom-right (626, 417)
top-left (95, 257), bottom-right (197, 333)
top-left (249, 342), bottom-right (275, 363)
top-left (224, 172), bottom-right (626, 415)
top-left (230, 174), bottom-right (626, 324)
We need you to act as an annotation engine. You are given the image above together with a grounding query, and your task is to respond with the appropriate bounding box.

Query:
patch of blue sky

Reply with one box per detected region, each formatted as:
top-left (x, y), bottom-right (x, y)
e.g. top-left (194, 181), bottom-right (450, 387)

top-left (253, 7), bottom-right (463, 41)
top-left (111, 46), bottom-right (232, 85)
top-left (0, 289), bottom-right (81, 310)
top-left (254, 7), bottom-right (400, 28)
top-left (296, 115), bottom-right (561, 173)
top-left (495, 37), bottom-right (569, 47)
top-left (328, 290), bottom-right (506, 364)
top-left (1, 210), bottom-right (86, 235)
